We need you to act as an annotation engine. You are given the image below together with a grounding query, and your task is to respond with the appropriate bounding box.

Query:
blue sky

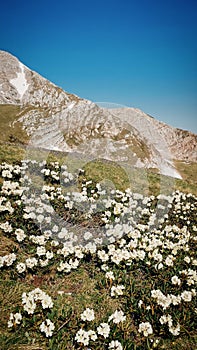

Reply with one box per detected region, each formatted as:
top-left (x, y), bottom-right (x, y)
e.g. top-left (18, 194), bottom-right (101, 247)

top-left (0, 0), bottom-right (197, 133)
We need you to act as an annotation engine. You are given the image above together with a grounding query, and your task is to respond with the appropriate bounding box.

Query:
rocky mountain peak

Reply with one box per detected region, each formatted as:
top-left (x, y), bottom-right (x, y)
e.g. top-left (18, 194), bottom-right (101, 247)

top-left (0, 50), bottom-right (81, 109)
top-left (0, 50), bottom-right (196, 179)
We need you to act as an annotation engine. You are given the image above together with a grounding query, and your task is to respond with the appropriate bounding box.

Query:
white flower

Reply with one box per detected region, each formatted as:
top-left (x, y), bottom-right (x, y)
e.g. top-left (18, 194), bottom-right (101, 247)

top-left (170, 295), bottom-right (181, 306)
top-left (157, 262), bottom-right (164, 269)
top-left (97, 322), bottom-right (110, 338)
top-left (0, 221), bottom-right (12, 232)
top-left (108, 310), bottom-right (126, 324)
top-left (7, 313), bottom-right (14, 328)
top-left (88, 330), bottom-right (97, 341)
top-left (165, 255), bottom-right (174, 266)
top-left (114, 203), bottom-right (123, 215)
top-left (26, 257), bottom-right (38, 269)
top-left (2, 253), bottom-right (17, 267)
top-left (23, 296), bottom-right (36, 314)
top-left (97, 250), bottom-right (109, 262)
top-left (171, 276), bottom-right (181, 286)
top-left (181, 290), bottom-right (192, 302)
top-left (110, 250), bottom-right (124, 265)
top-left (16, 262), bottom-right (26, 273)
top-left (51, 240), bottom-right (59, 247)
top-left (101, 264), bottom-right (109, 271)
top-left (7, 312), bottom-right (22, 328)
top-left (46, 251), bottom-right (53, 260)
top-left (57, 261), bottom-right (71, 272)
top-left (138, 321), bottom-right (153, 337)
top-left (111, 285), bottom-right (125, 297)
top-left (39, 258), bottom-right (49, 267)
top-left (15, 228), bottom-right (26, 242)
top-left (15, 312), bottom-right (22, 324)
top-left (31, 288), bottom-right (44, 300)
top-left (22, 288), bottom-right (53, 314)
top-left (40, 319), bottom-right (55, 337)
top-left (192, 259), bottom-right (197, 266)
top-left (84, 242), bottom-right (97, 254)
top-left (37, 214), bottom-right (44, 223)
top-left (184, 256), bottom-right (191, 263)
top-left (30, 235), bottom-right (46, 245)
top-left (69, 258), bottom-right (79, 269)
top-left (45, 216), bottom-right (51, 223)
top-left (159, 314), bottom-right (173, 327)
top-left (36, 246), bottom-right (46, 256)
top-left (169, 323), bottom-right (180, 336)
top-left (74, 247), bottom-right (84, 259)
top-left (81, 308), bottom-right (95, 322)
top-left (105, 271), bottom-right (115, 280)
top-left (52, 225), bottom-right (59, 233)
top-left (75, 328), bottom-right (90, 346)
top-left (0, 256), bottom-right (4, 268)
top-left (105, 210), bottom-right (111, 217)
top-left (151, 289), bottom-right (171, 310)
top-left (108, 340), bottom-right (123, 350)
top-left (84, 231), bottom-right (93, 240)
top-left (2, 169), bottom-right (12, 178)
top-left (41, 294), bottom-right (53, 309)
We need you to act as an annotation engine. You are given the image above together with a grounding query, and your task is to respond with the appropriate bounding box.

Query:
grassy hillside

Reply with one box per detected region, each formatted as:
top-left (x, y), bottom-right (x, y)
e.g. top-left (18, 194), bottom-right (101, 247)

top-left (0, 142), bottom-right (196, 196)
top-left (0, 159), bottom-right (196, 350)
top-left (1, 104), bottom-right (196, 196)
top-left (175, 160), bottom-right (197, 186)
top-left (0, 105), bottom-right (29, 145)
top-left (0, 108), bottom-right (196, 350)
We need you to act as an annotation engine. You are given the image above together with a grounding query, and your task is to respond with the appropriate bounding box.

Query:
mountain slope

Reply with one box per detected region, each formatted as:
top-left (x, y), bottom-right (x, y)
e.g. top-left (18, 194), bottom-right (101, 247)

top-left (0, 50), bottom-right (81, 108)
top-left (0, 50), bottom-right (196, 179)
top-left (109, 108), bottom-right (197, 163)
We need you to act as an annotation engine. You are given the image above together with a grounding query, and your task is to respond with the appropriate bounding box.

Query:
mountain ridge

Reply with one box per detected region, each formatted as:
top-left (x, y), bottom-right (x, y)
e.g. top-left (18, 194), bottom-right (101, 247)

top-left (0, 50), bottom-right (196, 179)
top-left (108, 108), bottom-right (197, 163)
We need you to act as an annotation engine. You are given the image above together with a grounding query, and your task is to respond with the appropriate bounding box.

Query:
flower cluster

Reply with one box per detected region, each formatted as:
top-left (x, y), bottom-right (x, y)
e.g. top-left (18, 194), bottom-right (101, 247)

top-left (75, 328), bottom-right (97, 346)
top-left (138, 322), bottom-right (153, 337)
top-left (7, 312), bottom-right (22, 328)
top-left (0, 160), bottom-right (196, 348)
top-left (22, 288), bottom-right (53, 314)
top-left (40, 319), bottom-right (55, 337)
top-left (8, 288), bottom-right (55, 337)
top-left (159, 314), bottom-right (181, 335)
top-left (75, 308), bottom-right (125, 347)
top-left (0, 253), bottom-right (16, 268)
top-left (80, 308), bottom-right (95, 322)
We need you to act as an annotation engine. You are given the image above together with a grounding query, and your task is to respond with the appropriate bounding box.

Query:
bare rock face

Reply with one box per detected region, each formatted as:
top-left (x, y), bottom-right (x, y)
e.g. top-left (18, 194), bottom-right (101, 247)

top-left (0, 50), bottom-right (196, 179)
top-left (0, 50), bottom-right (154, 165)
top-left (109, 108), bottom-right (197, 163)
top-left (0, 51), bottom-right (22, 104)
top-left (0, 50), bottom-right (80, 108)
top-left (159, 127), bottom-right (197, 162)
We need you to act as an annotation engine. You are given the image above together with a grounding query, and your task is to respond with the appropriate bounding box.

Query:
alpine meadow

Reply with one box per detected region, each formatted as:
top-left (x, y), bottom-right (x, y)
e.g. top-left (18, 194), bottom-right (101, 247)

top-left (0, 50), bottom-right (196, 350)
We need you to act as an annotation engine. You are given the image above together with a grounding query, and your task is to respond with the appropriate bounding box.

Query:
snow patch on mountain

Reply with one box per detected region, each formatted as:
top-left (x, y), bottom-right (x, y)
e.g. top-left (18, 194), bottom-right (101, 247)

top-left (1, 50), bottom-right (196, 180)
top-left (109, 108), bottom-right (184, 179)
top-left (67, 102), bottom-right (76, 110)
top-left (10, 62), bottom-right (29, 99)
top-left (160, 161), bottom-right (182, 179)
